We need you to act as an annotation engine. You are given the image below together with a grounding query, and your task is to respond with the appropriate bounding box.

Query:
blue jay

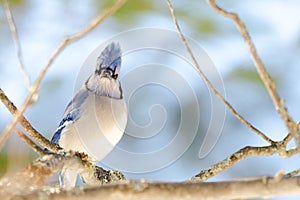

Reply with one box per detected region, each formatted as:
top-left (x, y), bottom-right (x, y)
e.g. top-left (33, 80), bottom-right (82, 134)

top-left (51, 42), bottom-right (127, 189)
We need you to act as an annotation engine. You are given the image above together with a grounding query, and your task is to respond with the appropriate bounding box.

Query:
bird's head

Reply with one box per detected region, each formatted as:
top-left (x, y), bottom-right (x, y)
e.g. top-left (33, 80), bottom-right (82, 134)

top-left (86, 42), bottom-right (123, 99)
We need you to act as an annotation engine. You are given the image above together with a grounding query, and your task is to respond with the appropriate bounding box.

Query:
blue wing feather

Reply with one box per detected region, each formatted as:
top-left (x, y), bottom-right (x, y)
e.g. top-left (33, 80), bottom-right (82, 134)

top-left (63, 89), bottom-right (89, 117)
top-left (51, 125), bottom-right (64, 144)
top-left (51, 88), bottom-right (89, 144)
top-left (51, 112), bottom-right (77, 144)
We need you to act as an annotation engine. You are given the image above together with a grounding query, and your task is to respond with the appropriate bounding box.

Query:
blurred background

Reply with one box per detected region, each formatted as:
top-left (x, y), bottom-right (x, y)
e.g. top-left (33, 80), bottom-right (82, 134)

top-left (0, 0), bottom-right (300, 197)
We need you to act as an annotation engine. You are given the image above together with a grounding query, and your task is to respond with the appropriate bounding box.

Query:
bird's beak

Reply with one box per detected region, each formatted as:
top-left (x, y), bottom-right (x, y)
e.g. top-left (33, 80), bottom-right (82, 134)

top-left (101, 69), bottom-right (113, 79)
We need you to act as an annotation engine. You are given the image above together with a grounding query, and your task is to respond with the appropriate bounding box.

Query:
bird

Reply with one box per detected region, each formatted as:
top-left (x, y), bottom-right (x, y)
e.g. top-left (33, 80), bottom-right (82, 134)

top-left (51, 42), bottom-right (128, 189)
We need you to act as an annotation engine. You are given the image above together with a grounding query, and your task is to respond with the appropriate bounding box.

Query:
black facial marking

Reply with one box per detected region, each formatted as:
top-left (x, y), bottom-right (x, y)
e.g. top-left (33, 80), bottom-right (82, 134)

top-left (112, 74), bottom-right (118, 79)
top-left (108, 66), bottom-right (118, 79)
top-left (94, 65), bottom-right (119, 78)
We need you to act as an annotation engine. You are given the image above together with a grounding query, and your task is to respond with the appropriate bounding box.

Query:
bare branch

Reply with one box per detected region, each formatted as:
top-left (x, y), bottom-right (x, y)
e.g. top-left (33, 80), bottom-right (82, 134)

top-left (166, 0), bottom-right (299, 183)
top-left (0, 88), bottom-right (60, 152)
top-left (39, 152), bottom-right (125, 186)
top-left (285, 168), bottom-right (300, 178)
top-left (206, 0), bottom-right (300, 146)
top-left (0, 162), bottom-right (53, 197)
top-left (15, 130), bottom-right (45, 155)
top-left (192, 142), bottom-right (299, 182)
top-left (0, 152), bottom-right (125, 198)
top-left (3, 0), bottom-right (30, 89)
top-left (11, 177), bottom-right (300, 199)
top-left (165, 0), bottom-right (274, 144)
top-left (0, 0), bottom-right (128, 151)
top-left (192, 145), bottom-right (277, 182)
top-left (282, 133), bottom-right (293, 146)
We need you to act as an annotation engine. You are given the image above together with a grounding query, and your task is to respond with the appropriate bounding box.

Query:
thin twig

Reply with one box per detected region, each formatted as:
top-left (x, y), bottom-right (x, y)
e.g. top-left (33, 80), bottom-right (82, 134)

top-left (285, 168), bottom-right (300, 178)
top-left (15, 130), bottom-right (45, 155)
top-left (192, 145), bottom-right (277, 181)
top-left (0, 0), bottom-right (128, 151)
top-left (0, 88), bottom-right (59, 152)
top-left (3, 0), bottom-right (30, 89)
top-left (206, 0), bottom-right (300, 146)
top-left (165, 0), bottom-right (274, 144)
top-left (192, 143), bottom-right (300, 182)
top-left (282, 133), bottom-right (293, 146)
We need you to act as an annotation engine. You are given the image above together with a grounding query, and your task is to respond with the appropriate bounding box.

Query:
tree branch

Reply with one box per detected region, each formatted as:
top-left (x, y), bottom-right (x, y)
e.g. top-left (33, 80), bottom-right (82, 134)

top-left (206, 0), bottom-right (300, 146)
top-left (192, 142), bottom-right (299, 182)
top-left (15, 130), bottom-right (46, 155)
top-left (0, 152), bottom-right (125, 198)
top-left (165, 0), bottom-right (274, 144)
top-left (285, 168), bottom-right (300, 178)
top-left (11, 177), bottom-right (300, 199)
top-left (0, 0), bottom-right (128, 151)
top-left (0, 88), bottom-right (59, 152)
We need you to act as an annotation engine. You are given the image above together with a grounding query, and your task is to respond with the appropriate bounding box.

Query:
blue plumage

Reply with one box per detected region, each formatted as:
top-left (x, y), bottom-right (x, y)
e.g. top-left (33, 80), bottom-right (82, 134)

top-left (51, 88), bottom-right (88, 144)
top-left (51, 112), bottom-right (77, 144)
top-left (51, 127), bottom-right (63, 144)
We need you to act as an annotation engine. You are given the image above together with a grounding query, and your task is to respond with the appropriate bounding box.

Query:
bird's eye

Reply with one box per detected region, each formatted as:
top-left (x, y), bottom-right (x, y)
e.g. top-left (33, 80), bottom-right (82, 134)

top-left (112, 74), bottom-right (118, 79)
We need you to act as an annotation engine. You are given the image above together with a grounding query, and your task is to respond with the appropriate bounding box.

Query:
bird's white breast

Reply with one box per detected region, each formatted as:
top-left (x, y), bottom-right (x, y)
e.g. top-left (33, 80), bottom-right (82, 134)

top-left (59, 92), bottom-right (127, 163)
